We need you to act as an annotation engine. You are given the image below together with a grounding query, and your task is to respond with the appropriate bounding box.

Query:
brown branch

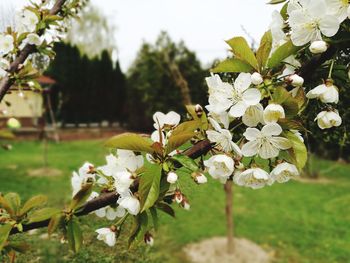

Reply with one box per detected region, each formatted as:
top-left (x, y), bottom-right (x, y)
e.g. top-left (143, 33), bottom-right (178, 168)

top-left (0, 0), bottom-right (68, 103)
top-left (10, 140), bottom-right (213, 235)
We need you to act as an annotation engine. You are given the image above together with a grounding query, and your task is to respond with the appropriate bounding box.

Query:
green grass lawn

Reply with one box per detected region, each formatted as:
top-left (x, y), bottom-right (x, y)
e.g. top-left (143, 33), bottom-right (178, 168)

top-left (1, 140), bottom-right (350, 263)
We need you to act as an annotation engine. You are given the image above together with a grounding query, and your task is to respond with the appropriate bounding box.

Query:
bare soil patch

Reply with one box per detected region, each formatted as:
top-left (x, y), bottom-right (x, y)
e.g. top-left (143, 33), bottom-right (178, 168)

top-left (28, 167), bottom-right (63, 177)
top-left (184, 237), bottom-right (271, 263)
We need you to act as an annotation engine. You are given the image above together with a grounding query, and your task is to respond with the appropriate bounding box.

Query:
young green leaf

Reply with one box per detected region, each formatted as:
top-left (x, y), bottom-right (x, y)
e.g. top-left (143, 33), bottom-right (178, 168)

top-left (211, 58), bottom-right (254, 73)
top-left (256, 31), bottom-right (273, 70)
top-left (20, 195), bottom-right (48, 216)
top-left (268, 0), bottom-right (287, 4)
top-left (48, 214), bottom-right (63, 237)
top-left (0, 195), bottom-right (14, 216)
top-left (27, 207), bottom-right (61, 224)
top-left (284, 131), bottom-right (308, 170)
top-left (69, 182), bottom-right (93, 211)
top-left (149, 207), bottom-right (158, 231)
top-left (128, 212), bottom-right (148, 248)
top-left (171, 120), bottom-right (201, 137)
top-left (0, 224), bottom-right (12, 251)
top-left (166, 132), bottom-right (196, 155)
top-left (4, 193), bottom-right (21, 216)
top-left (139, 165), bottom-right (162, 212)
top-left (104, 133), bottom-right (155, 154)
top-left (66, 217), bottom-right (83, 253)
top-left (267, 40), bottom-right (302, 68)
top-left (171, 154), bottom-right (199, 171)
top-left (156, 202), bottom-right (175, 218)
top-left (226, 37), bottom-right (259, 70)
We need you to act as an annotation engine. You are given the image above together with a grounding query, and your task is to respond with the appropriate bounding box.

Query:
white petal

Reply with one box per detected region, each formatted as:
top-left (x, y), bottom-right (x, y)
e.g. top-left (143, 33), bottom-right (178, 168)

top-left (261, 123), bottom-right (282, 136)
top-left (242, 88), bottom-right (261, 106)
top-left (270, 137), bottom-right (293, 150)
top-left (243, 128), bottom-right (261, 141)
top-left (229, 101), bottom-right (248, 117)
top-left (241, 140), bottom-right (260, 157)
top-left (234, 73), bottom-right (252, 92)
top-left (258, 142), bottom-right (279, 159)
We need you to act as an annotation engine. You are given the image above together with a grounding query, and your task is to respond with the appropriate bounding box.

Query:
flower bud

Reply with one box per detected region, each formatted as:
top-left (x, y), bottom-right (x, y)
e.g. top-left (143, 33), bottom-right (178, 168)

top-left (235, 162), bottom-right (245, 170)
top-left (251, 72), bottom-right (263, 85)
top-left (7, 118), bottom-right (21, 129)
top-left (263, 104), bottom-right (285, 124)
top-left (167, 172), bottom-right (178, 184)
top-left (287, 74), bottom-right (304, 87)
top-left (144, 232), bottom-right (154, 246)
top-left (195, 104), bottom-right (203, 117)
top-left (181, 197), bottom-right (190, 210)
top-left (174, 189), bottom-right (183, 203)
top-left (192, 172), bottom-right (207, 184)
top-left (309, 40), bottom-right (328, 54)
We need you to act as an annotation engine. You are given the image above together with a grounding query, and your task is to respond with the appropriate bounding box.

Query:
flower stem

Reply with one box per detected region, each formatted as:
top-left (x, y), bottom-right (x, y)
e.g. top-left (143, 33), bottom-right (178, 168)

top-left (328, 60), bottom-right (335, 79)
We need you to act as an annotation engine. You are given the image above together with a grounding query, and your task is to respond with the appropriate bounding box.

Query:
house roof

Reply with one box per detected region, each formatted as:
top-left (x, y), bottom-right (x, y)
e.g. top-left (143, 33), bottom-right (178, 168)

top-left (37, 75), bottom-right (56, 85)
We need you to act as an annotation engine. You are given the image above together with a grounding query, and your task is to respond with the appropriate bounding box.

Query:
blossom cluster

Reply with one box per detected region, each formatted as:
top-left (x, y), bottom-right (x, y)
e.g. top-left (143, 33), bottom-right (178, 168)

top-left (204, 0), bottom-right (348, 189)
top-left (0, 0), bottom-right (86, 95)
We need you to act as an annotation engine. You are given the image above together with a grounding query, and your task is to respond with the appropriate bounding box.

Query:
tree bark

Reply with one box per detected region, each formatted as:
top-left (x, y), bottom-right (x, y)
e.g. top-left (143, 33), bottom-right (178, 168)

top-left (224, 179), bottom-right (234, 253)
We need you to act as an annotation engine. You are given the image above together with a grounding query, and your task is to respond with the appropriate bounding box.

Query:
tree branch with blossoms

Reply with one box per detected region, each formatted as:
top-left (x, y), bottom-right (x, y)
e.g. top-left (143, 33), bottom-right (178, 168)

top-left (1, 0), bottom-right (350, 259)
top-left (0, 0), bottom-right (86, 102)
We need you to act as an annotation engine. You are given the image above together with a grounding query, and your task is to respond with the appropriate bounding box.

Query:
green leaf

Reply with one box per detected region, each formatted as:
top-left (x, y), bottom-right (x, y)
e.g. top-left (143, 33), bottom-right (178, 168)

top-left (149, 207), bottom-right (158, 231)
top-left (267, 40), bottom-right (302, 68)
top-left (128, 212), bottom-right (148, 248)
top-left (156, 202), bottom-right (175, 218)
top-left (48, 214), bottom-right (63, 237)
top-left (280, 2), bottom-right (289, 20)
top-left (0, 195), bottom-right (14, 216)
top-left (166, 132), bottom-right (196, 154)
top-left (278, 119), bottom-right (306, 131)
top-left (4, 193), bottom-right (21, 216)
top-left (171, 120), bottom-right (201, 137)
top-left (256, 31), bottom-right (273, 70)
top-left (104, 133), bottom-right (154, 154)
top-left (139, 165), bottom-right (162, 212)
top-left (271, 86), bottom-right (300, 117)
top-left (171, 154), bottom-right (199, 171)
top-left (27, 207), bottom-right (61, 224)
top-left (211, 58), bottom-right (254, 73)
top-left (0, 224), bottom-right (12, 251)
top-left (69, 182), bottom-right (93, 211)
top-left (20, 195), bottom-right (47, 216)
top-left (268, 0), bottom-right (287, 4)
top-left (66, 217), bottom-right (83, 253)
top-left (284, 131), bottom-right (308, 170)
top-left (226, 37), bottom-right (259, 70)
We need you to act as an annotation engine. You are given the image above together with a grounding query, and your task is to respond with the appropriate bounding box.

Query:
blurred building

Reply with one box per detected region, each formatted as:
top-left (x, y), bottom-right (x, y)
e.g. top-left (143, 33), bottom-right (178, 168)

top-left (0, 76), bottom-right (56, 129)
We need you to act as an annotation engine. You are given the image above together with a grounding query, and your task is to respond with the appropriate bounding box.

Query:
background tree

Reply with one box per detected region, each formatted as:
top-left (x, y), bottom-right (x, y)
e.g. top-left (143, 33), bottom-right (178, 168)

top-left (126, 32), bottom-right (208, 131)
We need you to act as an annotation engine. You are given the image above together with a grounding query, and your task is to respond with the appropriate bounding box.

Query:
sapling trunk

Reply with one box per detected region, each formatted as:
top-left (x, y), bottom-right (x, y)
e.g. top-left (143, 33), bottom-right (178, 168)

top-left (224, 179), bottom-right (234, 253)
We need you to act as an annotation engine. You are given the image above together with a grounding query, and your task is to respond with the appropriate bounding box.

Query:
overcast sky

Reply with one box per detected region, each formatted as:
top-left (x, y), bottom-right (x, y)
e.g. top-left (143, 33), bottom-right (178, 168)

top-left (4, 0), bottom-right (278, 70)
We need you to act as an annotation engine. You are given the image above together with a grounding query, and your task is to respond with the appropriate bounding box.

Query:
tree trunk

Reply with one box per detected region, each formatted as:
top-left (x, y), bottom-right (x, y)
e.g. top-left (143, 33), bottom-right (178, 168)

top-left (224, 180), bottom-right (234, 253)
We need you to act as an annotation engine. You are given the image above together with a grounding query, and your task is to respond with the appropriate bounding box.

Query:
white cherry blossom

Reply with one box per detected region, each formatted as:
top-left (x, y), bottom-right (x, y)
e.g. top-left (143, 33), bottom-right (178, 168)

top-left (204, 155), bottom-right (235, 183)
top-left (288, 0), bottom-right (340, 46)
top-left (242, 104), bottom-right (264, 127)
top-left (96, 228), bottom-right (116, 247)
top-left (326, 0), bottom-right (350, 22)
top-left (153, 111), bottom-right (180, 129)
top-left (251, 72), bottom-right (263, 85)
top-left (271, 162), bottom-right (299, 183)
top-left (117, 192), bottom-right (140, 215)
top-left (167, 172), bottom-right (178, 184)
top-left (0, 34), bottom-right (14, 55)
top-left (234, 168), bottom-right (273, 189)
top-left (315, 110), bottom-right (342, 129)
top-left (15, 9), bottom-right (39, 34)
top-left (206, 117), bottom-right (241, 155)
top-left (241, 123), bottom-right (292, 159)
top-left (263, 104), bottom-right (285, 124)
top-left (306, 83), bottom-right (339, 104)
top-left (71, 162), bottom-right (95, 197)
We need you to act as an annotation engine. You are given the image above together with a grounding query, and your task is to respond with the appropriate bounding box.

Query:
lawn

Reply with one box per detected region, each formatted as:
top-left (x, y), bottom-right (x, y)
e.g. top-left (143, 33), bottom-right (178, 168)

top-left (1, 140), bottom-right (350, 263)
